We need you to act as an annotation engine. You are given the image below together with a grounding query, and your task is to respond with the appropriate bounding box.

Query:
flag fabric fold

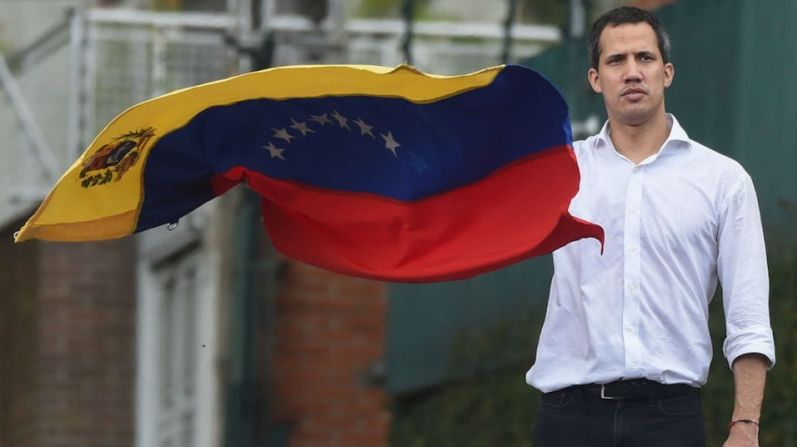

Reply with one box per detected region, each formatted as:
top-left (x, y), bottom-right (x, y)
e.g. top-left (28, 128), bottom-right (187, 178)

top-left (16, 63), bottom-right (603, 282)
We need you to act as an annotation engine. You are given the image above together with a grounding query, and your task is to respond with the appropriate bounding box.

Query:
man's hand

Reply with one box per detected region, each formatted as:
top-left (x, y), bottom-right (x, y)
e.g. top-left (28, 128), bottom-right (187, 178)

top-left (723, 420), bottom-right (759, 447)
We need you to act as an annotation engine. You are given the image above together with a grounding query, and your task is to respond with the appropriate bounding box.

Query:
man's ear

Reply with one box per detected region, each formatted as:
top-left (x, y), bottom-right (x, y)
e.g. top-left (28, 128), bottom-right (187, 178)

top-left (588, 67), bottom-right (602, 93)
top-left (664, 62), bottom-right (675, 88)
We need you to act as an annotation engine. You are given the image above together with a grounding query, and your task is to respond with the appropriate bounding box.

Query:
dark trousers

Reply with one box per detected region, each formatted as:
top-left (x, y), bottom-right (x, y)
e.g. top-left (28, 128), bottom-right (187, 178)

top-left (533, 380), bottom-right (706, 447)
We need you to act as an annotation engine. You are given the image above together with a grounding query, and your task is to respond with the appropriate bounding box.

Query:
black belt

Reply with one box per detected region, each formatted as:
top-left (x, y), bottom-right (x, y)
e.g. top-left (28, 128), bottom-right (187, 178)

top-left (568, 379), bottom-right (699, 400)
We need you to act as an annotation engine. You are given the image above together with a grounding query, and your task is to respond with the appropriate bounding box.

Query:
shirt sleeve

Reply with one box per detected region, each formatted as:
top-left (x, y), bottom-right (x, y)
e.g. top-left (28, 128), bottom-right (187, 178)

top-left (717, 173), bottom-right (775, 369)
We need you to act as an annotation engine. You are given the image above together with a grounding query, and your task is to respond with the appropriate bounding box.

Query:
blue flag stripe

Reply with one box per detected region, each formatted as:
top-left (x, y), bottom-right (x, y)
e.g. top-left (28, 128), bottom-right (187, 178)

top-left (136, 65), bottom-right (571, 231)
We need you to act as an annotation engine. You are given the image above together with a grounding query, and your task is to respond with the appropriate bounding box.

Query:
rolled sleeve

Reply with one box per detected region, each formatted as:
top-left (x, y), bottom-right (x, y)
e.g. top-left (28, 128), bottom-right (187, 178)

top-left (717, 173), bottom-right (776, 370)
top-left (723, 326), bottom-right (775, 369)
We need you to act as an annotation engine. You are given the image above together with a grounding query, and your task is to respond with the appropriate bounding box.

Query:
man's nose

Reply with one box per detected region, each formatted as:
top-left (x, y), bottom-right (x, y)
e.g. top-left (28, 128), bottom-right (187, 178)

top-left (623, 61), bottom-right (643, 82)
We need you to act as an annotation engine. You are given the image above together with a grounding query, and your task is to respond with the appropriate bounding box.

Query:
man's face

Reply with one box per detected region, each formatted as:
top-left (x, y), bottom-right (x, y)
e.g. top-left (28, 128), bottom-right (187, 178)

top-left (588, 22), bottom-right (674, 126)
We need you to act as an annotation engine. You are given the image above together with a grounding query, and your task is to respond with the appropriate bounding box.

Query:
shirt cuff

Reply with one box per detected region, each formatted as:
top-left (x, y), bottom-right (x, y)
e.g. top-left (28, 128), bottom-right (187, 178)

top-left (723, 326), bottom-right (776, 370)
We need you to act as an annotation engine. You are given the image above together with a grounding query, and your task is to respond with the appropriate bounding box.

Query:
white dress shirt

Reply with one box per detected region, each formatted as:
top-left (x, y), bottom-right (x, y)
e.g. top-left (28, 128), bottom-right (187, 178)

top-left (526, 115), bottom-right (775, 393)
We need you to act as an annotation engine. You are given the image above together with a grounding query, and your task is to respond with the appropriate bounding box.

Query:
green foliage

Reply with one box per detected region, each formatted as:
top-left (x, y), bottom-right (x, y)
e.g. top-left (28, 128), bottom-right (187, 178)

top-left (390, 369), bottom-right (537, 447)
top-left (390, 248), bottom-right (797, 446)
top-left (703, 248), bottom-right (797, 446)
top-left (755, 248), bottom-right (797, 445)
top-left (517, 0), bottom-right (568, 28)
top-left (357, 0), bottom-right (400, 17)
top-left (390, 311), bottom-right (543, 447)
top-left (0, 24), bottom-right (11, 55)
top-left (356, 0), bottom-right (431, 19)
top-left (151, 0), bottom-right (181, 11)
top-left (356, 0), bottom-right (567, 25)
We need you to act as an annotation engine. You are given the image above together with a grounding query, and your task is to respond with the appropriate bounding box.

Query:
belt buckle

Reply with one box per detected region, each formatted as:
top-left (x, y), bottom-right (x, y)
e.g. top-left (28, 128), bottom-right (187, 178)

top-left (600, 384), bottom-right (621, 400)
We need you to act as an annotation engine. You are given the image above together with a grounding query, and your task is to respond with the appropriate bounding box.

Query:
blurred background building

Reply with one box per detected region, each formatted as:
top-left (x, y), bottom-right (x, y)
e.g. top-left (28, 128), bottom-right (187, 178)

top-left (1, 0), bottom-right (795, 447)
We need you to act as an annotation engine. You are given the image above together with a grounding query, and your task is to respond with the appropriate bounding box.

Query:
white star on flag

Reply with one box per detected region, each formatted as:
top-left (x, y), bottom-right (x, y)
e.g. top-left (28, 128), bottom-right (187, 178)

top-left (290, 118), bottom-right (315, 136)
top-left (353, 118), bottom-right (375, 138)
top-left (331, 110), bottom-right (351, 131)
top-left (309, 113), bottom-right (332, 126)
top-left (272, 128), bottom-right (295, 143)
top-left (264, 142), bottom-right (286, 160)
top-left (381, 131), bottom-right (400, 157)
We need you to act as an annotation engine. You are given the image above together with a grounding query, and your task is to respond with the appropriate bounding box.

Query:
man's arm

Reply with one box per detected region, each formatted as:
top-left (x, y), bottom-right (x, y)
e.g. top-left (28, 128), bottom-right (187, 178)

top-left (723, 353), bottom-right (768, 447)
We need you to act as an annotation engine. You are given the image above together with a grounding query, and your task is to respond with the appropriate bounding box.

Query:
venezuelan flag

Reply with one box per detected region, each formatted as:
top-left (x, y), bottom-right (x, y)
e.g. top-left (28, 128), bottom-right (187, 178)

top-left (15, 64), bottom-right (602, 282)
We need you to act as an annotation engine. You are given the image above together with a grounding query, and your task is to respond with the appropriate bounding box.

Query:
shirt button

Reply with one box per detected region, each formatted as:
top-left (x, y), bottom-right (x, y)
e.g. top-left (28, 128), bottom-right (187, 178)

top-left (629, 247), bottom-right (639, 253)
top-left (628, 285), bottom-right (637, 293)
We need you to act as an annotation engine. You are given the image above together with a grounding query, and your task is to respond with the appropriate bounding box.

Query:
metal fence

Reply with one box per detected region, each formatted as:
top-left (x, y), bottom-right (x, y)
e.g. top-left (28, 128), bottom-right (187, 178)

top-left (80, 7), bottom-right (562, 139)
top-left (265, 13), bottom-right (560, 73)
top-left (79, 8), bottom-right (241, 149)
top-left (0, 7), bottom-right (241, 229)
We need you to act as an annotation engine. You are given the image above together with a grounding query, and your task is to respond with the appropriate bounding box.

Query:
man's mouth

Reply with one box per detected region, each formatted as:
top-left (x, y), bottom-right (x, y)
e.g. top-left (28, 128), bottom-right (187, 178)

top-left (622, 88), bottom-right (647, 100)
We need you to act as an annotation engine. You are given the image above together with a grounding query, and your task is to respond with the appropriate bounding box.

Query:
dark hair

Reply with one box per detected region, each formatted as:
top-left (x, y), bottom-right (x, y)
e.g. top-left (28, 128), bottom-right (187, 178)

top-left (588, 6), bottom-right (671, 70)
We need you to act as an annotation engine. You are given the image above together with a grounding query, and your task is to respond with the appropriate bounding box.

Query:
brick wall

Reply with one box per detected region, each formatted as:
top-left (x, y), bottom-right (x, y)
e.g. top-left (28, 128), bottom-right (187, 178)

top-left (0, 222), bottom-right (39, 447)
top-left (0, 220), bottom-right (136, 447)
top-left (270, 261), bottom-right (390, 447)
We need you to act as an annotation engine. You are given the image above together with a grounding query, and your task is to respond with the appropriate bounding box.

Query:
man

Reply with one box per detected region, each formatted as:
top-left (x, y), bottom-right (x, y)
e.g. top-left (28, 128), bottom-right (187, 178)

top-left (526, 6), bottom-right (775, 447)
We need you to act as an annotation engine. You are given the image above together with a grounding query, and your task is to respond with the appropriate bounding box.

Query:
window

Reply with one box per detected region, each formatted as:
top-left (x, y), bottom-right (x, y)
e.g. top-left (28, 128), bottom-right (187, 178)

top-left (155, 254), bottom-right (199, 447)
top-left (137, 222), bottom-right (222, 447)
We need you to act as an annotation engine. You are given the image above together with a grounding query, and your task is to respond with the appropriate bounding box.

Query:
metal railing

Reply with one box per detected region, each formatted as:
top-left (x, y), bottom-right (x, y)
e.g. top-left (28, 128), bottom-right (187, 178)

top-left (262, 13), bottom-right (561, 73)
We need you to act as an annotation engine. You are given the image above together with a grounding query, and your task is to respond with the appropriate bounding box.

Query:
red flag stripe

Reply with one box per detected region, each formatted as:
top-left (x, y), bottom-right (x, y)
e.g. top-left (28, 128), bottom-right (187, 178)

top-left (212, 145), bottom-right (604, 282)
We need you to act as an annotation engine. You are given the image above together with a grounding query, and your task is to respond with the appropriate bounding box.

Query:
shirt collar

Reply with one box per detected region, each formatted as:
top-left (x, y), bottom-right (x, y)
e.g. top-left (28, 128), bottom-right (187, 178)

top-left (594, 114), bottom-right (693, 152)
top-left (666, 115), bottom-right (692, 147)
